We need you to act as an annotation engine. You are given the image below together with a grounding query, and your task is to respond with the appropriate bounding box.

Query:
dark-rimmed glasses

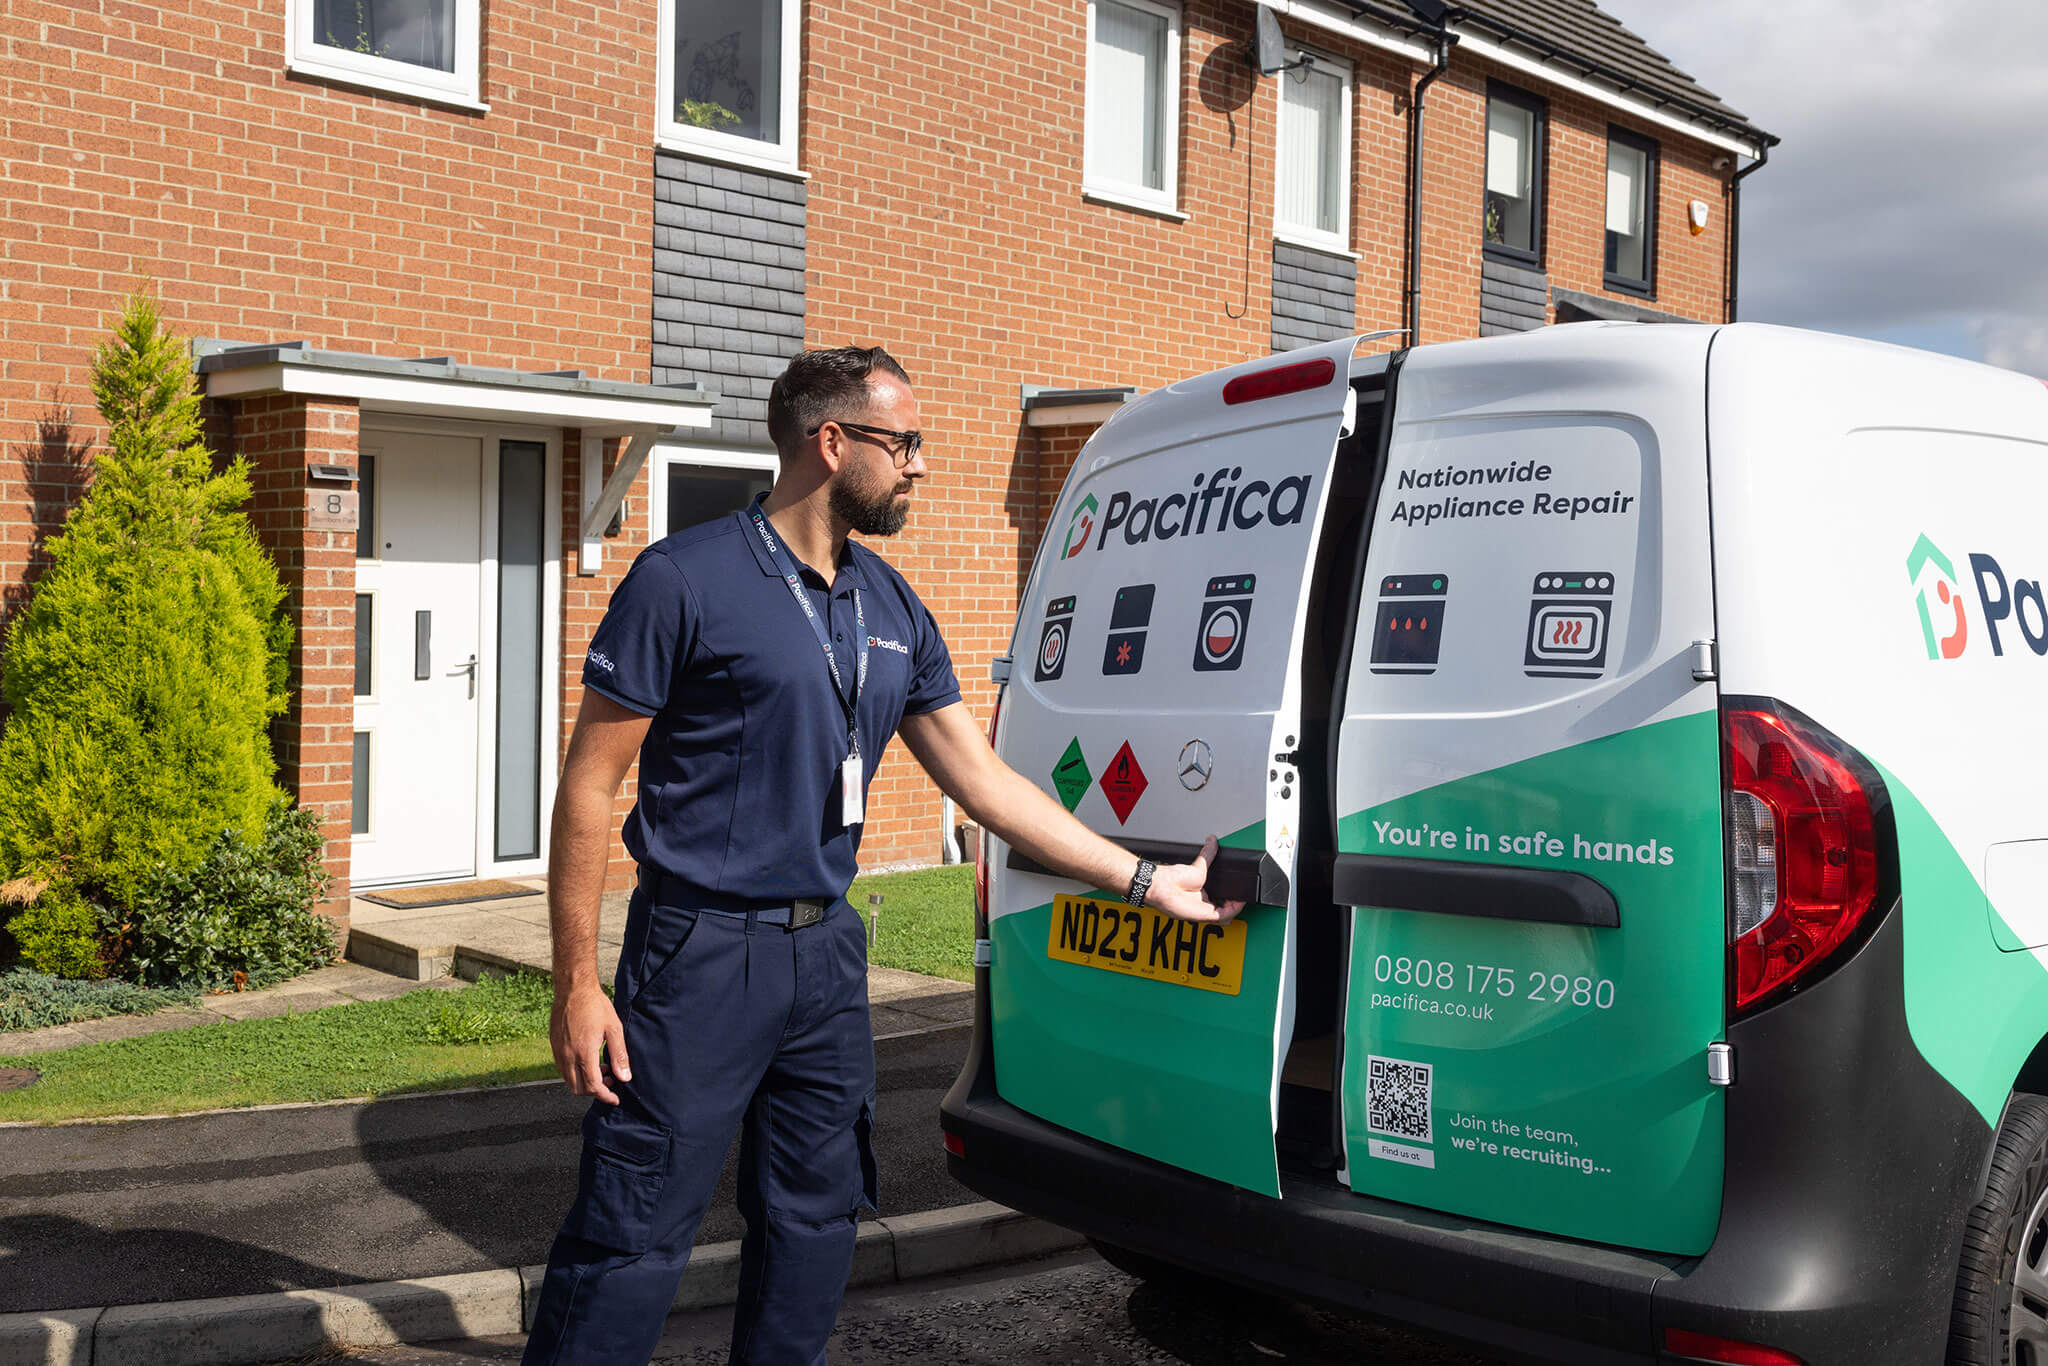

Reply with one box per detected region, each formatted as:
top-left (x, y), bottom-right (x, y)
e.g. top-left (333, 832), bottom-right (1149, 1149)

top-left (807, 419), bottom-right (925, 466)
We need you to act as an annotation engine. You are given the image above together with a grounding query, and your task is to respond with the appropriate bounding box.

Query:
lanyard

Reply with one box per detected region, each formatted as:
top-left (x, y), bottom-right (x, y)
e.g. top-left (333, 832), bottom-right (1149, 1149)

top-left (747, 503), bottom-right (868, 755)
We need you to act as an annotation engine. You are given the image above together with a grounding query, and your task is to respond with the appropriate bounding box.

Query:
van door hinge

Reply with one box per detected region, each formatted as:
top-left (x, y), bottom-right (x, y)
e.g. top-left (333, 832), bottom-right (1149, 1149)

top-left (1690, 640), bottom-right (1717, 682)
top-left (1707, 1042), bottom-right (1735, 1087)
top-left (974, 938), bottom-right (992, 968)
top-left (990, 656), bottom-right (1013, 685)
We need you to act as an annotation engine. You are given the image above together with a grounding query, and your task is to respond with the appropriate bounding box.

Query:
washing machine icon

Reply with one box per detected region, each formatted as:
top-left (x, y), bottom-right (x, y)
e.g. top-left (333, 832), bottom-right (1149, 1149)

top-left (1193, 574), bottom-right (1255, 672)
top-left (1524, 572), bottom-right (1615, 678)
top-left (1035, 595), bottom-right (1076, 682)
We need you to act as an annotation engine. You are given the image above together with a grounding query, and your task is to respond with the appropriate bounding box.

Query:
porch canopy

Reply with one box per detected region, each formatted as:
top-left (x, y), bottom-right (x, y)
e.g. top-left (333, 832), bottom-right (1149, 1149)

top-left (195, 339), bottom-right (719, 573)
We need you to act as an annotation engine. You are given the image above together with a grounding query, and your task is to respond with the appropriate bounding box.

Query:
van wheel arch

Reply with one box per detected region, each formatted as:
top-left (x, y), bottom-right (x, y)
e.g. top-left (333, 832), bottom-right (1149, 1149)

top-left (1949, 1093), bottom-right (2048, 1364)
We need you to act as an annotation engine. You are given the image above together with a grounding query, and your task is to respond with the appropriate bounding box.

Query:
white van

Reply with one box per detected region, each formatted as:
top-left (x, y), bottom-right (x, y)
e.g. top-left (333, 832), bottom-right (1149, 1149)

top-left (940, 323), bottom-right (2048, 1365)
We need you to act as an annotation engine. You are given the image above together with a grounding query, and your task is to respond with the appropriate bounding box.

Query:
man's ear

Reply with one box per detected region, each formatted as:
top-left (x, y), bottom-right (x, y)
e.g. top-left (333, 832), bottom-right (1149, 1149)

top-left (813, 421), bottom-right (848, 475)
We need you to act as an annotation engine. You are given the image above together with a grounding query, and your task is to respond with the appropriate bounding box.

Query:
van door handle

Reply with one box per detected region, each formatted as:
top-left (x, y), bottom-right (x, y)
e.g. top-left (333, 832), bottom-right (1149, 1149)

top-left (447, 653), bottom-right (477, 700)
top-left (1007, 840), bottom-right (1291, 908)
top-left (1332, 855), bottom-right (1619, 928)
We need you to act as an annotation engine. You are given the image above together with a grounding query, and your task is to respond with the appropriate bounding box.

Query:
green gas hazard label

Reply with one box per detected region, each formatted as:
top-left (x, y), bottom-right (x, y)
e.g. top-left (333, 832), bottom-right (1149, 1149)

top-left (1052, 738), bottom-right (1091, 812)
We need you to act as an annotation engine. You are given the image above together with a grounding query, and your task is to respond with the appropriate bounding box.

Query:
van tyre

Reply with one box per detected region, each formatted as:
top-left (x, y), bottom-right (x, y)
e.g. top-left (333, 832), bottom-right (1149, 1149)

top-left (1951, 1094), bottom-right (2048, 1365)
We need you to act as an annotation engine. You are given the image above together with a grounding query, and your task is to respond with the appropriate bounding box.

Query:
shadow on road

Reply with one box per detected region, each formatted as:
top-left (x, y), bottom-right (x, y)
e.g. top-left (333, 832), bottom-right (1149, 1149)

top-left (0, 1212), bottom-right (371, 1312)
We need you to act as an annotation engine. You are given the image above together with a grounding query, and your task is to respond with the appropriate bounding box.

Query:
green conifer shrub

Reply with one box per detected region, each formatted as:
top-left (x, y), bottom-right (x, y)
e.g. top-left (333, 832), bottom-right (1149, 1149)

top-left (0, 292), bottom-right (296, 975)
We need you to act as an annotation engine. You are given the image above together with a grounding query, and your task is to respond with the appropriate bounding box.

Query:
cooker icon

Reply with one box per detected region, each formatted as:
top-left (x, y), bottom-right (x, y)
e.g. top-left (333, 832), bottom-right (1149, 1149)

top-left (1524, 571), bottom-right (1615, 678)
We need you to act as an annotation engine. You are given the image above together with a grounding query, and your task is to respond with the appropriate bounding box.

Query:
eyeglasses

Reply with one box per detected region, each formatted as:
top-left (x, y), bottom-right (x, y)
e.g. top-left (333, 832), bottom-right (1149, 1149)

top-left (807, 419), bottom-right (925, 467)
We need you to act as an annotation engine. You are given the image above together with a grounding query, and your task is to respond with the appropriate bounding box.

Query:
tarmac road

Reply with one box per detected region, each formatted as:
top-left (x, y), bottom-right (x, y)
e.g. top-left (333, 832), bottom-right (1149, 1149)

top-left (283, 1250), bottom-right (1505, 1365)
top-left (0, 1024), bottom-right (973, 1314)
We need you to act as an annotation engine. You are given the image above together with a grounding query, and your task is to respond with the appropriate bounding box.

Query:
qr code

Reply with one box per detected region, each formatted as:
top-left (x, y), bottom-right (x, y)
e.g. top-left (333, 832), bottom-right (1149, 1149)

top-left (1366, 1055), bottom-right (1433, 1144)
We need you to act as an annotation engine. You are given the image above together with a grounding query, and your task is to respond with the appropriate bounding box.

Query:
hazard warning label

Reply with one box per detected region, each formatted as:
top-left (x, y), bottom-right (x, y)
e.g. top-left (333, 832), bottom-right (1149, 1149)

top-left (1099, 741), bottom-right (1148, 825)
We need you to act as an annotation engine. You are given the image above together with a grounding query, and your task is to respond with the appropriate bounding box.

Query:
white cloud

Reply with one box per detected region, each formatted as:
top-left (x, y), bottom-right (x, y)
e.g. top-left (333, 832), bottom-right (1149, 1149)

top-left (1597, 1), bottom-right (2048, 367)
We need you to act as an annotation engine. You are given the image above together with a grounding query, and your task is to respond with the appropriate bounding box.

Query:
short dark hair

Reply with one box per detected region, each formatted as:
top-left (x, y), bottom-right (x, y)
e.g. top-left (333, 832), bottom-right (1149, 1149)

top-left (766, 346), bottom-right (913, 460)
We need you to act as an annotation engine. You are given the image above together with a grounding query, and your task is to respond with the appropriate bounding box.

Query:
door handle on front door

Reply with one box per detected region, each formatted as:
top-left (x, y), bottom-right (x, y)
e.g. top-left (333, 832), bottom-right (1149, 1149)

top-left (448, 653), bottom-right (477, 700)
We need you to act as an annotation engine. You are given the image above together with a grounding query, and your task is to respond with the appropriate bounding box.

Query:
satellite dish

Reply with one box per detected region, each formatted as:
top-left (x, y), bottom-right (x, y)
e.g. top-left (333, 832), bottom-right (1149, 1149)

top-left (1252, 8), bottom-right (1292, 76)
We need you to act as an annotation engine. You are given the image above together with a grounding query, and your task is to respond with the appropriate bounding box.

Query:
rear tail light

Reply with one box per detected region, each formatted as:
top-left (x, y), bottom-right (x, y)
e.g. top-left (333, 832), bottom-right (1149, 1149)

top-left (1723, 704), bottom-right (1882, 1013)
top-left (1663, 1327), bottom-right (1806, 1364)
top-left (942, 1131), bottom-right (966, 1158)
top-left (1222, 356), bottom-right (1335, 405)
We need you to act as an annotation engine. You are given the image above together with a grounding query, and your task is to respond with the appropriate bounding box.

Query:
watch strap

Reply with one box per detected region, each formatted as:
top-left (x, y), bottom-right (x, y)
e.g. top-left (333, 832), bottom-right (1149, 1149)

top-left (1125, 858), bottom-right (1156, 907)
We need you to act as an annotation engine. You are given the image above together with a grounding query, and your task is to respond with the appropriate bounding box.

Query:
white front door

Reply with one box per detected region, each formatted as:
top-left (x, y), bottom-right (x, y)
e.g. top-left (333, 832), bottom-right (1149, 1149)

top-left (353, 431), bottom-right (483, 886)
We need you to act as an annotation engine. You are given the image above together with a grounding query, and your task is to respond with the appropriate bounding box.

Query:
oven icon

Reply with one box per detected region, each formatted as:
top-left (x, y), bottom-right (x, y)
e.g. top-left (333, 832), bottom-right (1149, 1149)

top-left (1524, 571), bottom-right (1614, 678)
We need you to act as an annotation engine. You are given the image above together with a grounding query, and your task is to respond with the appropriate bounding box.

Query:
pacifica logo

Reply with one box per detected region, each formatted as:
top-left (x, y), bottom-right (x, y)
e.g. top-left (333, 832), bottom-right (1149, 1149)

top-left (1909, 533), bottom-right (2048, 661)
top-left (1059, 468), bottom-right (1314, 557)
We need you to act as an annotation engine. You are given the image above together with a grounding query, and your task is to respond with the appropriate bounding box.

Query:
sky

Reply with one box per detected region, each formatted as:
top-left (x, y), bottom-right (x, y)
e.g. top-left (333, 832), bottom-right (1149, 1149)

top-left (1599, 1), bottom-right (2048, 375)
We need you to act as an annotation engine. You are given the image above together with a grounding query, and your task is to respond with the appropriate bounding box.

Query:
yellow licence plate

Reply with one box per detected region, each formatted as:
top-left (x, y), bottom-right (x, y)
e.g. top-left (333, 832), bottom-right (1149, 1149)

top-left (1047, 895), bottom-right (1248, 996)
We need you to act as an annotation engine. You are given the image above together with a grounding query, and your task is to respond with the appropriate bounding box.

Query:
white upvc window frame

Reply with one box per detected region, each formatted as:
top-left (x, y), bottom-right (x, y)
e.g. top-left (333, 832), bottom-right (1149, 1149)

top-left (647, 443), bottom-right (781, 541)
top-left (1083, 0), bottom-right (1183, 217)
top-left (657, 0), bottom-right (804, 177)
top-left (285, 0), bottom-right (485, 110)
top-left (1272, 46), bottom-right (1353, 256)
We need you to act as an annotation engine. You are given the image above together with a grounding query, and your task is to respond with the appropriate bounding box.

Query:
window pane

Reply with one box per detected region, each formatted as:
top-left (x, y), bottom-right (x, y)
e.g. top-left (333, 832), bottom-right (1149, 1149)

top-left (313, 0), bottom-right (456, 72)
top-left (1091, 1), bottom-right (1168, 191)
top-left (1605, 139), bottom-right (1649, 281)
top-left (1485, 98), bottom-right (1537, 253)
top-left (352, 732), bottom-right (371, 834)
top-left (355, 454), bottom-right (377, 559)
top-left (1280, 63), bottom-right (1344, 237)
top-left (668, 463), bottom-right (775, 536)
top-left (495, 441), bottom-right (545, 863)
top-left (673, 0), bottom-right (782, 145)
top-left (354, 594), bottom-right (373, 697)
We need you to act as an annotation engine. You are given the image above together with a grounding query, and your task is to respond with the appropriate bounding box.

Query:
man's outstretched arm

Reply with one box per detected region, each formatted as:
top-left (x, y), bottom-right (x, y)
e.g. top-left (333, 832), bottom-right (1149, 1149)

top-left (547, 691), bottom-right (653, 1105)
top-left (899, 701), bottom-right (1245, 923)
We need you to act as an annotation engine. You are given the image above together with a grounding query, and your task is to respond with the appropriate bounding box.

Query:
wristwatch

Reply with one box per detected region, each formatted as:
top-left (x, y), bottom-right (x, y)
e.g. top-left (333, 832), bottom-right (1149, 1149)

top-left (1125, 858), bottom-right (1156, 907)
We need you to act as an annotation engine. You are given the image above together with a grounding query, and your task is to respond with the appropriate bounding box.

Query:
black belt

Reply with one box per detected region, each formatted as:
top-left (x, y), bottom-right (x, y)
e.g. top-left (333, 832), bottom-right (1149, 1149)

top-left (637, 869), bottom-right (835, 930)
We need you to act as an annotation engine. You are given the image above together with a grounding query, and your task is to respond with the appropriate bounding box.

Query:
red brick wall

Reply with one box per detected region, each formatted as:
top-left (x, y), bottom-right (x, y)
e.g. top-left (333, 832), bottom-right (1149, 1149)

top-left (229, 394), bottom-right (360, 924)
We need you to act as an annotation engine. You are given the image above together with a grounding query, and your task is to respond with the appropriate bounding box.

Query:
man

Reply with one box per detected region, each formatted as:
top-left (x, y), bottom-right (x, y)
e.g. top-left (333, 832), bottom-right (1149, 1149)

top-left (523, 346), bottom-right (1241, 1365)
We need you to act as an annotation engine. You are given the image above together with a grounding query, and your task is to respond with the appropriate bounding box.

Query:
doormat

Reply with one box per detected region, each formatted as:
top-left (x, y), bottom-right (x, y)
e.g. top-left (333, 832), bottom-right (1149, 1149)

top-left (359, 879), bottom-right (540, 909)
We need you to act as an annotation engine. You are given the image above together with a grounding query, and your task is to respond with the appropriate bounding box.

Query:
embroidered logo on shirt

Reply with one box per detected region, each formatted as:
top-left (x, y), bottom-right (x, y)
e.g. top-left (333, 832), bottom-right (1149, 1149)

top-left (586, 650), bottom-right (616, 673)
top-left (867, 635), bottom-right (911, 656)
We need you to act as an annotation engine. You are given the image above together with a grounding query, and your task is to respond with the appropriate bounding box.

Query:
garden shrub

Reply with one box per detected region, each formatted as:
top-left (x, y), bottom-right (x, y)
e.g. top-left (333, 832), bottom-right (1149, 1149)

top-left (0, 969), bottom-right (192, 1034)
top-left (0, 291), bottom-right (291, 929)
top-left (7, 885), bottom-right (108, 981)
top-left (115, 799), bottom-right (337, 990)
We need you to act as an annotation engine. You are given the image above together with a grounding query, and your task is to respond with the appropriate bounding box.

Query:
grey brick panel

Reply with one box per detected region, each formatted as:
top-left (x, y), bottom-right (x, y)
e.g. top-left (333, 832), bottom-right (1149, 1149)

top-left (1270, 241), bottom-right (1358, 352)
top-left (651, 151), bottom-right (807, 433)
top-left (1479, 256), bottom-right (1548, 333)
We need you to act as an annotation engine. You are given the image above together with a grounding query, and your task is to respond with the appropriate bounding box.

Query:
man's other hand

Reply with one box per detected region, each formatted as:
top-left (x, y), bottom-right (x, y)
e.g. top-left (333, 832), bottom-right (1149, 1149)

top-left (552, 983), bottom-right (632, 1105)
top-left (1147, 835), bottom-right (1247, 924)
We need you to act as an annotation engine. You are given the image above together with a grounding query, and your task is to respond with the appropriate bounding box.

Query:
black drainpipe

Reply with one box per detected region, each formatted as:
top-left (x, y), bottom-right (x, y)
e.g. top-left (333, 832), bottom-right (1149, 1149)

top-left (1724, 139), bottom-right (1773, 322)
top-left (1403, 30), bottom-right (1455, 342)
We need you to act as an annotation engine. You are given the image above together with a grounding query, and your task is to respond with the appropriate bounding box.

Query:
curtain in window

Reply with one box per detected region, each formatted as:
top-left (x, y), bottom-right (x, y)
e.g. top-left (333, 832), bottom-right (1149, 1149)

top-left (1279, 63), bottom-right (1343, 237)
top-left (1091, 1), bottom-right (1167, 191)
top-left (314, 0), bottom-right (455, 72)
top-left (1605, 140), bottom-right (1649, 280)
top-left (673, 0), bottom-right (782, 144)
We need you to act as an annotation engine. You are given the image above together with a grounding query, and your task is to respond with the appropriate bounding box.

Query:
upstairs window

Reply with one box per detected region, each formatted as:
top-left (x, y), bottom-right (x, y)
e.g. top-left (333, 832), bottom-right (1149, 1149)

top-left (1483, 84), bottom-right (1545, 263)
top-left (660, 0), bottom-right (803, 173)
top-left (1275, 51), bottom-right (1352, 254)
top-left (1084, 0), bottom-right (1182, 215)
top-left (287, 0), bottom-right (482, 108)
top-left (1604, 127), bottom-right (1658, 295)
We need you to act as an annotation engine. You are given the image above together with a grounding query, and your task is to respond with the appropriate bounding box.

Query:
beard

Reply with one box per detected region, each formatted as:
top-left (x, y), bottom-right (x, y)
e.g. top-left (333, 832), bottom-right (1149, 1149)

top-left (829, 467), bottom-right (913, 536)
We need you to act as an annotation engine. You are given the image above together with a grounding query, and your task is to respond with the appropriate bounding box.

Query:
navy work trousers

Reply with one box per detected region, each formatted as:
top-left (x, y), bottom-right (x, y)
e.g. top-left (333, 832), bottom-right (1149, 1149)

top-left (523, 888), bottom-right (877, 1366)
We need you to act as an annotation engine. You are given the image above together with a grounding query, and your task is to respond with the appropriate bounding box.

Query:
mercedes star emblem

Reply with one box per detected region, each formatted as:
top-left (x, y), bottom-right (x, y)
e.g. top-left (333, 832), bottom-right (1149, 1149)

top-left (1177, 739), bottom-right (1214, 791)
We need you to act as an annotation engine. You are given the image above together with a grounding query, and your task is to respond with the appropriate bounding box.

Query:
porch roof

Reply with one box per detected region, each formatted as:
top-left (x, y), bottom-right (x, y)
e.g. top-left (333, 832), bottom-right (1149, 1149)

top-left (193, 339), bottom-right (717, 434)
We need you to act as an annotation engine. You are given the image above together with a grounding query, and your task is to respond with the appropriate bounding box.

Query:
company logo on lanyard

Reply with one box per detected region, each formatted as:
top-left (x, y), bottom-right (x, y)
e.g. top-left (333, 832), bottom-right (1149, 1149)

top-left (748, 504), bottom-right (869, 824)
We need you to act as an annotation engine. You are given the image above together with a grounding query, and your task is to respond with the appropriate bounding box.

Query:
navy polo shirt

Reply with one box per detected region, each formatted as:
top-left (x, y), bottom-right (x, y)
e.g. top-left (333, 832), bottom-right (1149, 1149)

top-left (581, 503), bottom-right (961, 902)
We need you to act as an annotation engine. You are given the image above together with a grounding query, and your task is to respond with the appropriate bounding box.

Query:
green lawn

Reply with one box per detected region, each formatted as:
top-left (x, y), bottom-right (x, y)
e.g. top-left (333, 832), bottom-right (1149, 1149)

top-left (851, 863), bottom-right (976, 983)
top-left (0, 866), bottom-right (978, 1122)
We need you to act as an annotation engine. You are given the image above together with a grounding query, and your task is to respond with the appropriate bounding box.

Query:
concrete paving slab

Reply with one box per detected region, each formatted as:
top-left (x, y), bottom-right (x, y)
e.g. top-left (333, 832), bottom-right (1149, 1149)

top-left (0, 1024), bottom-right (93, 1059)
top-left (868, 1004), bottom-right (932, 1035)
top-left (67, 1008), bottom-right (217, 1044)
top-left (200, 988), bottom-right (355, 1022)
top-left (882, 1203), bottom-right (1085, 1282)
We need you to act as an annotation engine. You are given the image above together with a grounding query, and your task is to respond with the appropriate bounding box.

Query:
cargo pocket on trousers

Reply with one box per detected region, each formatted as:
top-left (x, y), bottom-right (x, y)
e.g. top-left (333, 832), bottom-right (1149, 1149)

top-left (563, 1105), bottom-right (672, 1254)
top-left (854, 1094), bottom-right (879, 1214)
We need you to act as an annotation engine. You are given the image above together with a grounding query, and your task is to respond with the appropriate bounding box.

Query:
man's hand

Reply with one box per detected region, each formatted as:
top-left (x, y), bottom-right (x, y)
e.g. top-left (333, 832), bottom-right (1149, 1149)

top-left (552, 983), bottom-right (633, 1105)
top-left (1146, 835), bottom-right (1246, 924)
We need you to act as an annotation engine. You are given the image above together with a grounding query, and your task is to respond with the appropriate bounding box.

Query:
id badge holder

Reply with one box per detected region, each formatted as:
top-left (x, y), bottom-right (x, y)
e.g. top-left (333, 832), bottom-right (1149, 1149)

top-left (840, 750), bottom-right (864, 826)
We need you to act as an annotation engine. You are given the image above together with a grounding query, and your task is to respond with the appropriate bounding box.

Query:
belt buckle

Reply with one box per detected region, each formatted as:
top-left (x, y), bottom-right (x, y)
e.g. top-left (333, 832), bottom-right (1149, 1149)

top-left (788, 897), bottom-right (826, 930)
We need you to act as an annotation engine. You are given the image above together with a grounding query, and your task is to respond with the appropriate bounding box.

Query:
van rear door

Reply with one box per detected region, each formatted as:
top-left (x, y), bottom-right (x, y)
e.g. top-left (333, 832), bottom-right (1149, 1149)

top-left (986, 336), bottom-right (1362, 1198)
top-left (1332, 326), bottom-right (1727, 1254)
